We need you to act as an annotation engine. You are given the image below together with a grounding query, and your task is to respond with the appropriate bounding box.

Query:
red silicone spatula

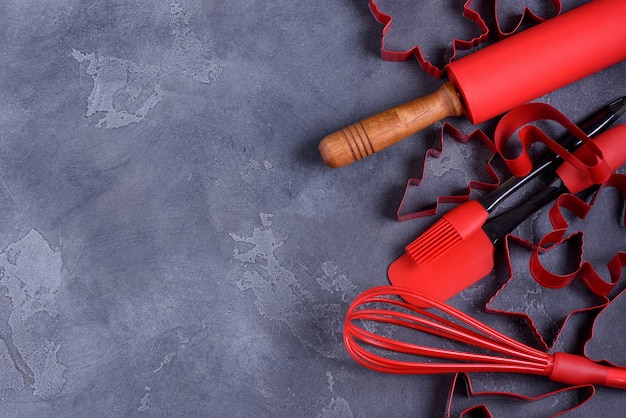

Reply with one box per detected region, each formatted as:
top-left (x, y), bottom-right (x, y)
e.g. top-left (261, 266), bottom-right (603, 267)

top-left (388, 99), bottom-right (626, 306)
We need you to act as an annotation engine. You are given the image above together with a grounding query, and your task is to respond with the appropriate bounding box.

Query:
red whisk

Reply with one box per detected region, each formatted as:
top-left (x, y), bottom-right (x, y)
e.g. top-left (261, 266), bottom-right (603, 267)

top-left (344, 286), bottom-right (626, 389)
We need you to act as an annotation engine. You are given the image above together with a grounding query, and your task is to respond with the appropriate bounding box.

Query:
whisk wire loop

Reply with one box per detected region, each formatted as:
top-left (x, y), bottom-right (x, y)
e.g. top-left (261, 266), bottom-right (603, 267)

top-left (347, 309), bottom-right (549, 367)
top-left (349, 306), bottom-right (546, 364)
top-left (344, 286), bottom-right (551, 376)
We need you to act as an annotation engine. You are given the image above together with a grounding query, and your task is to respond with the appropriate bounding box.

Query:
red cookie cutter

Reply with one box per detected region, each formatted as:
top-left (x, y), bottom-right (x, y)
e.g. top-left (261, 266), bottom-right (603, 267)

top-left (369, 0), bottom-right (489, 78)
top-left (528, 174), bottom-right (626, 295)
top-left (493, 0), bottom-right (562, 37)
top-left (586, 287), bottom-right (626, 367)
top-left (396, 122), bottom-right (500, 221)
top-left (369, 0), bottom-right (564, 77)
top-left (445, 372), bottom-right (594, 418)
top-left (486, 234), bottom-right (609, 350)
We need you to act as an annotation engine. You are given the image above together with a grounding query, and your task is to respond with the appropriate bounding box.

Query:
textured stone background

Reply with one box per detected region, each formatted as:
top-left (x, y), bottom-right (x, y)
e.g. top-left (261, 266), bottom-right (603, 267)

top-left (0, 0), bottom-right (624, 416)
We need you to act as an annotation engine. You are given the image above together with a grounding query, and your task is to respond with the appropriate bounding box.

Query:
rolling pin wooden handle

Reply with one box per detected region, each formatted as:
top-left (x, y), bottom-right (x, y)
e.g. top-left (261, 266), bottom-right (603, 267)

top-left (318, 82), bottom-right (465, 168)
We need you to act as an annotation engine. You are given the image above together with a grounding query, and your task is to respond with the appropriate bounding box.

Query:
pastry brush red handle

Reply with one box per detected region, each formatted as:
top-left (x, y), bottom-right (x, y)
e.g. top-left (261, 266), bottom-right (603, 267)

top-left (550, 352), bottom-right (626, 390)
top-left (557, 124), bottom-right (626, 193)
top-left (388, 124), bottom-right (626, 306)
top-left (387, 200), bottom-right (493, 307)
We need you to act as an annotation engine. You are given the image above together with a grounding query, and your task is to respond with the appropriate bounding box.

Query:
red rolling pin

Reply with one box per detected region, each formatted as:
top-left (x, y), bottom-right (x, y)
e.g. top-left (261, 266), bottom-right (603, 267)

top-left (319, 0), bottom-right (626, 168)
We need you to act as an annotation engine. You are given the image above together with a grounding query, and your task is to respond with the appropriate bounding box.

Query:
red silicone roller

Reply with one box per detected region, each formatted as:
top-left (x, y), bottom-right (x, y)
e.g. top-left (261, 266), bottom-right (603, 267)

top-left (447, 0), bottom-right (626, 125)
top-left (319, 0), bottom-right (626, 168)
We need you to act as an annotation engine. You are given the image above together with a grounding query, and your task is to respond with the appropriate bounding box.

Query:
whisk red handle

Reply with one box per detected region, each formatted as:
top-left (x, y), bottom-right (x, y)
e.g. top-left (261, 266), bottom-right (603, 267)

top-left (550, 352), bottom-right (626, 390)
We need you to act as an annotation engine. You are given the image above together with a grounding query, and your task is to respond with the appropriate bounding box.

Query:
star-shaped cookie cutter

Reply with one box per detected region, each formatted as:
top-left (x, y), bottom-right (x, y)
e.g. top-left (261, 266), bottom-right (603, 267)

top-left (445, 372), bottom-right (594, 417)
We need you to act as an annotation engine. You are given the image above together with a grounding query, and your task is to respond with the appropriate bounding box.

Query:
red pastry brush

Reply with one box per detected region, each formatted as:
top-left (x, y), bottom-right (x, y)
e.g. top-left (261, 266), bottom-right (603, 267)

top-left (388, 98), bottom-right (626, 306)
top-left (344, 286), bottom-right (626, 389)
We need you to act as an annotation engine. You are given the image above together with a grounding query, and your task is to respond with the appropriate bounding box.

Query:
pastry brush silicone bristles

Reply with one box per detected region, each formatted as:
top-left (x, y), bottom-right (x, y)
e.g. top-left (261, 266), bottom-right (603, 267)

top-left (405, 217), bottom-right (462, 265)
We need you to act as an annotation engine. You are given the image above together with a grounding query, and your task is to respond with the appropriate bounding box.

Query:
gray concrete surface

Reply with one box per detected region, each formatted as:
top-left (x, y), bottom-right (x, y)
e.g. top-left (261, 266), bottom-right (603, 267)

top-left (0, 0), bottom-right (624, 416)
